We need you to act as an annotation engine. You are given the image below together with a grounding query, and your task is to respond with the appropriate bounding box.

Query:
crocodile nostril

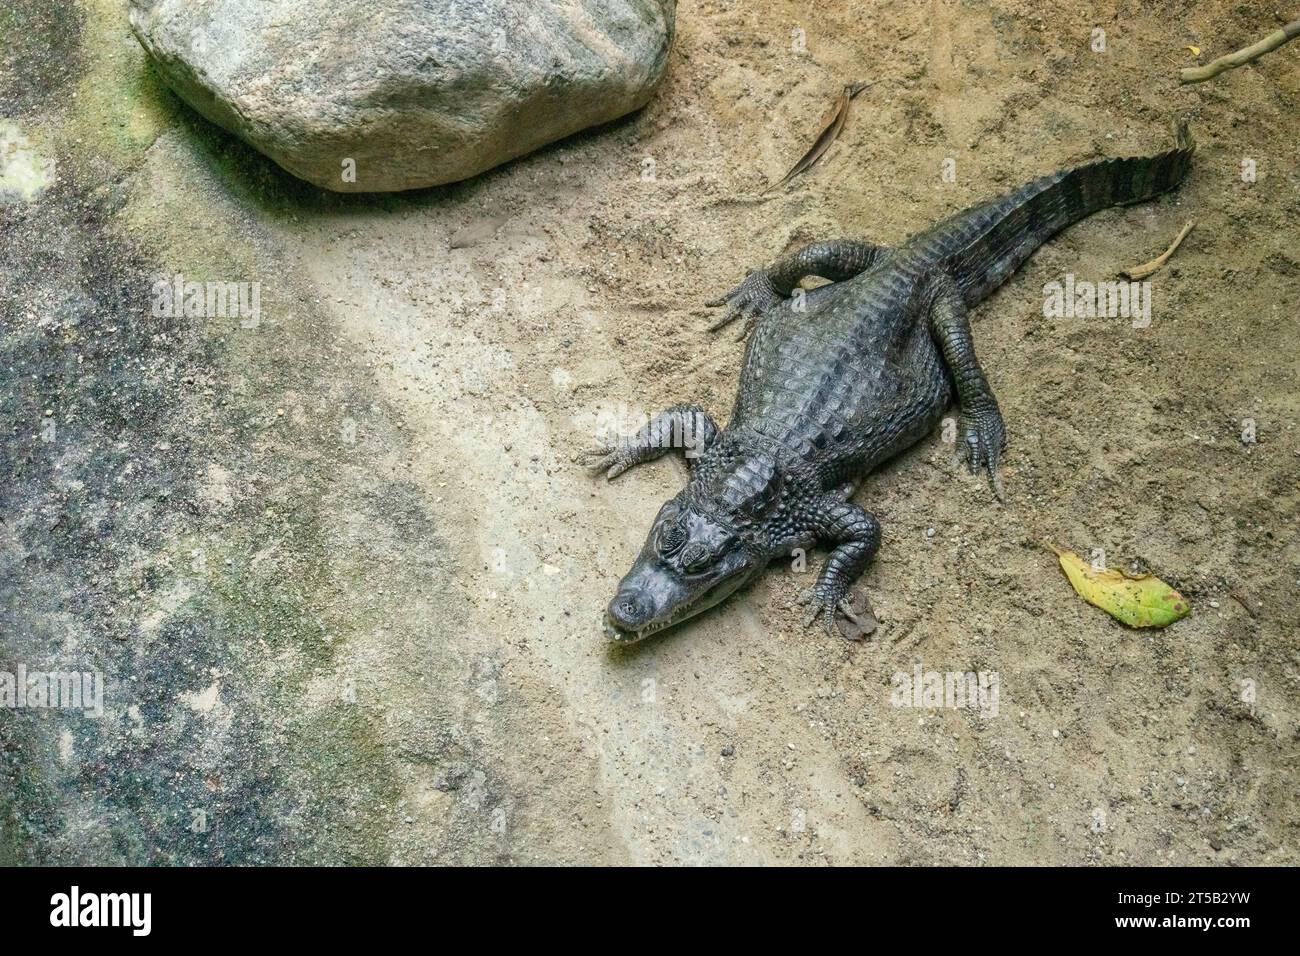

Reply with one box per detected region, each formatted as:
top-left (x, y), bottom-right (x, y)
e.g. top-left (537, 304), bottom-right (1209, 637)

top-left (608, 591), bottom-right (649, 628)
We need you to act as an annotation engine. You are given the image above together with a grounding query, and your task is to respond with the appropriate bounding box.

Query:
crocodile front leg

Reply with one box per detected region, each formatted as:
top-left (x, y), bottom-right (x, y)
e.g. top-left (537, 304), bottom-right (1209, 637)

top-left (928, 272), bottom-right (1007, 492)
top-left (707, 239), bottom-right (886, 332)
top-left (797, 498), bottom-right (882, 638)
top-left (582, 404), bottom-right (719, 480)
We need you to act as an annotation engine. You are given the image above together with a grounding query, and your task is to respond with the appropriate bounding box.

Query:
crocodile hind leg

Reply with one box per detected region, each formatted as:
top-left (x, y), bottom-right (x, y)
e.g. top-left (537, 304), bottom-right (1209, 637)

top-left (797, 498), bottom-right (882, 639)
top-left (927, 272), bottom-right (1007, 493)
top-left (582, 404), bottom-right (720, 480)
top-left (707, 239), bottom-right (887, 333)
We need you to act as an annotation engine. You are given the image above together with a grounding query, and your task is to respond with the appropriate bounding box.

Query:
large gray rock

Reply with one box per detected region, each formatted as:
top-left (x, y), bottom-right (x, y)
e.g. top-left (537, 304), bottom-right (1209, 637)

top-left (129, 0), bottom-right (675, 192)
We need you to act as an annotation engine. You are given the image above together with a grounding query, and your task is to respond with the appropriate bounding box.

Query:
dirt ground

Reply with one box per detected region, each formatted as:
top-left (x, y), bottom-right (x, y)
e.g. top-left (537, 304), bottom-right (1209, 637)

top-left (2, 0), bottom-right (1297, 865)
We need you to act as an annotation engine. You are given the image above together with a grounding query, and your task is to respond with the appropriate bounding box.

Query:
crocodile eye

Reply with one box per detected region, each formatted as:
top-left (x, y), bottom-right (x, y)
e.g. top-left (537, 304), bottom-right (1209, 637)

top-left (657, 522), bottom-right (686, 557)
top-left (680, 543), bottom-right (712, 573)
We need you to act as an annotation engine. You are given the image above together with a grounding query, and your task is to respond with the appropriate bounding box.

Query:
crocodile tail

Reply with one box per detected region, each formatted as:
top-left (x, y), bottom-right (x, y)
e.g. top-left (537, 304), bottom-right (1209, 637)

top-left (943, 122), bottom-right (1195, 303)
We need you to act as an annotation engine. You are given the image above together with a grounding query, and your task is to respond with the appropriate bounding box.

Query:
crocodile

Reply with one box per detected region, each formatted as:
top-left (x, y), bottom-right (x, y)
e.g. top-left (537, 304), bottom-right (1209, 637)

top-left (586, 124), bottom-right (1195, 642)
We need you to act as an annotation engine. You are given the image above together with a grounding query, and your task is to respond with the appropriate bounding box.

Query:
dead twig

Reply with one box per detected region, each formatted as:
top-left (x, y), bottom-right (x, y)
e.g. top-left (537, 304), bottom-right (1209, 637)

top-left (1179, 20), bottom-right (1300, 83)
top-left (1119, 221), bottom-right (1195, 280)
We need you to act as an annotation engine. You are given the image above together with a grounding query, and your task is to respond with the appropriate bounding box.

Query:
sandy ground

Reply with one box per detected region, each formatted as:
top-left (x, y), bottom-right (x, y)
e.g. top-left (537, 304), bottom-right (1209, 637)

top-left (2, 0), bottom-right (1297, 865)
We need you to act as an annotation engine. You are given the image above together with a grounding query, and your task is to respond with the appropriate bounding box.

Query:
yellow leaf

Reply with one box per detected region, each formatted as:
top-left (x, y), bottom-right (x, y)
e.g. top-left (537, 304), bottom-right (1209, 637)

top-left (1052, 548), bottom-right (1191, 628)
top-left (1186, 45), bottom-right (1201, 56)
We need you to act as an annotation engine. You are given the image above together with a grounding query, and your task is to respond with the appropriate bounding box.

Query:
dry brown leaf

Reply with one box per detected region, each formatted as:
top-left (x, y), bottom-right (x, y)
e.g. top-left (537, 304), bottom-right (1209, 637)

top-left (768, 82), bottom-right (870, 193)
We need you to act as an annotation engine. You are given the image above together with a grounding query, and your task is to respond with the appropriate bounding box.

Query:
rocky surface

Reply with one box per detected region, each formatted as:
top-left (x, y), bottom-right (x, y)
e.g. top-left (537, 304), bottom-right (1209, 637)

top-left (128, 0), bottom-right (676, 192)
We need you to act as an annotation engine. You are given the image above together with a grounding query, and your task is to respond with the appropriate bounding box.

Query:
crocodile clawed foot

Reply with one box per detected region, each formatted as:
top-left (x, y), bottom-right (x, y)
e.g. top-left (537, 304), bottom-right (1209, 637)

top-left (958, 402), bottom-right (1008, 498)
top-left (579, 443), bottom-right (633, 480)
top-left (706, 270), bottom-right (782, 332)
top-left (797, 586), bottom-right (869, 640)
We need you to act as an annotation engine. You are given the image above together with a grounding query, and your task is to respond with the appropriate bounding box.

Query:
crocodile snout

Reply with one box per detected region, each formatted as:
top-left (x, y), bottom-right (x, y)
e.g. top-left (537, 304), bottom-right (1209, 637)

top-left (606, 590), bottom-right (652, 637)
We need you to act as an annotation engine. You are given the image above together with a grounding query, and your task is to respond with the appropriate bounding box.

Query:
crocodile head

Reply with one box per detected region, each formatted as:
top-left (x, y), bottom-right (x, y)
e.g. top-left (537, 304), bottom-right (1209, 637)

top-left (604, 487), bottom-right (771, 644)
